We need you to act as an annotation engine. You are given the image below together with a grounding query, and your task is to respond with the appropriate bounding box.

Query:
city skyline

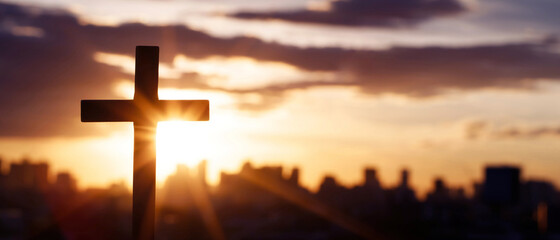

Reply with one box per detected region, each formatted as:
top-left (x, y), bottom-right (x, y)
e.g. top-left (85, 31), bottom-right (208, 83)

top-left (0, 156), bottom-right (537, 199)
top-left (0, 157), bottom-right (556, 239)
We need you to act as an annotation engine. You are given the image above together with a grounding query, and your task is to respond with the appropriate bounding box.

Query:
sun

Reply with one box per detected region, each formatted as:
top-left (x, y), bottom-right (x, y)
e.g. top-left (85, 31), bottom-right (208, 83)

top-left (156, 121), bottom-right (212, 182)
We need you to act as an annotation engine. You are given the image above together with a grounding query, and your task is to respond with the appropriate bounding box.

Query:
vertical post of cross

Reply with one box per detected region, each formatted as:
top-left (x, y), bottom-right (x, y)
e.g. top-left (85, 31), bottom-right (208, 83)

top-left (133, 46), bottom-right (159, 240)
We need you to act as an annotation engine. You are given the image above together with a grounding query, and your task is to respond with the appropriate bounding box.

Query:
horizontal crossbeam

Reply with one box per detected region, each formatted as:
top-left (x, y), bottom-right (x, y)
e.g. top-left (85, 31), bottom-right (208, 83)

top-left (81, 99), bottom-right (209, 123)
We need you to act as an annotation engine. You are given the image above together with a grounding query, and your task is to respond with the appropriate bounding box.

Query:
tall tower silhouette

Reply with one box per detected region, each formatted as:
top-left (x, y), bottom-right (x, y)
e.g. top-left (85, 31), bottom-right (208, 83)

top-left (288, 168), bottom-right (300, 186)
top-left (364, 168), bottom-right (380, 188)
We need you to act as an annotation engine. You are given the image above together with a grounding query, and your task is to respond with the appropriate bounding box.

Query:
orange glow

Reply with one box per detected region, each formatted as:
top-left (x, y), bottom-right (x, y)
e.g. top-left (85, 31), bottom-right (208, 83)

top-left (156, 121), bottom-right (211, 182)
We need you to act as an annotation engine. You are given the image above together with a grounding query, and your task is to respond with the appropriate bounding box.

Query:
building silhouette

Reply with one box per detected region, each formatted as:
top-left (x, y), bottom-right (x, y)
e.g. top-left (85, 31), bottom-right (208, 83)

top-left (6, 159), bottom-right (49, 190)
top-left (483, 166), bottom-right (521, 205)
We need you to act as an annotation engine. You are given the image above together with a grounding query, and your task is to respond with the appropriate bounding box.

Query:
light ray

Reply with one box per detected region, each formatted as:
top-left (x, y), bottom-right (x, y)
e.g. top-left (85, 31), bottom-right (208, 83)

top-left (239, 168), bottom-right (382, 240)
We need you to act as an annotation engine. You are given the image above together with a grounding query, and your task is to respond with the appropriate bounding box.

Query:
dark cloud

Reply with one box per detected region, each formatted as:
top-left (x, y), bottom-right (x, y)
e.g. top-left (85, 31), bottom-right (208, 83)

top-left (246, 39), bottom-right (560, 97)
top-left (0, 4), bottom-right (128, 137)
top-left (471, 0), bottom-right (560, 36)
top-left (2, 2), bottom-right (560, 137)
top-left (231, 0), bottom-right (466, 27)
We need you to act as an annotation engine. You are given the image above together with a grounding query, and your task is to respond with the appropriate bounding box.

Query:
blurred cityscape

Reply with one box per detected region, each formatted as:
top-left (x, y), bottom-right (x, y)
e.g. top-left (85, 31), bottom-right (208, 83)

top-left (0, 158), bottom-right (558, 240)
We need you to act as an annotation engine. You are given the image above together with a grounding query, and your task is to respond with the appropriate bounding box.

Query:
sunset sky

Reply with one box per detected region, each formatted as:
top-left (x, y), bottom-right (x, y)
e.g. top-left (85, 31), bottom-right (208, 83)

top-left (1, 0), bottom-right (560, 196)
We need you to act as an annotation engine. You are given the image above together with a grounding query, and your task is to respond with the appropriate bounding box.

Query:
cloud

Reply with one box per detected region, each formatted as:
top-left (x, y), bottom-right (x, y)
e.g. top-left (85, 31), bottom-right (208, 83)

top-left (474, 0), bottom-right (560, 36)
top-left (247, 38), bottom-right (560, 98)
top-left (0, 4), bottom-right (130, 137)
top-left (2, 2), bottom-right (560, 137)
top-left (464, 120), bottom-right (487, 140)
top-left (80, 21), bottom-right (560, 98)
top-left (464, 121), bottom-right (560, 140)
top-left (493, 126), bottom-right (560, 139)
top-left (230, 0), bottom-right (466, 27)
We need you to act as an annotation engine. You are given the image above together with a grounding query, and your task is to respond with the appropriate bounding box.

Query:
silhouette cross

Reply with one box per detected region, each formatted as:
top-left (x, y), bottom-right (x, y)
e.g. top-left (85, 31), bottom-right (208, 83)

top-left (81, 46), bottom-right (209, 240)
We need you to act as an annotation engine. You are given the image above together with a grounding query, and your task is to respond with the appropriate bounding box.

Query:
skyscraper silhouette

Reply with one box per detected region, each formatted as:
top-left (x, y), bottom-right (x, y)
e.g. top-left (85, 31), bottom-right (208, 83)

top-left (483, 166), bottom-right (520, 205)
